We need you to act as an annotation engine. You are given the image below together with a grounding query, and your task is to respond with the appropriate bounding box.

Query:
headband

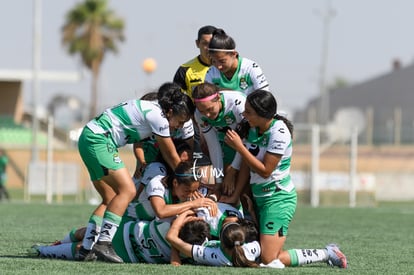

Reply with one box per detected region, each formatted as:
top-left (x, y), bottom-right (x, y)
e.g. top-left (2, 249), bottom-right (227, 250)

top-left (208, 48), bottom-right (236, 52)
top-left (220, 222), bottom-right (239, 241)
top-left (193, 93), bottom-right (219, 103)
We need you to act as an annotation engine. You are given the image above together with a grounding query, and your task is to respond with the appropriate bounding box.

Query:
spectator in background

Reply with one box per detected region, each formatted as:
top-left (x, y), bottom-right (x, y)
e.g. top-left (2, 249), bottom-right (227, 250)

top-left (0, 150), bottom-right (10, 201)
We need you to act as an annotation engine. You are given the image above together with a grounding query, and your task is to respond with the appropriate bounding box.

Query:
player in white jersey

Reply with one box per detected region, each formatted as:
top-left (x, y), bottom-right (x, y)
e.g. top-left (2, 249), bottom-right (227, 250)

top-left (76, 82), bottom-right (195, 263)
top-left (204, 29), bottom-right (269, 95)
top-left (222, 90), bottom-right (347, 269)
top-left (192, 83), bottom-right (249, 197)
top-left (132, 92), bottom-right (194, 200)
top-left (132, 132), bottom-right (194, 202)
top-left (29, 216), bottom-right (210, 264)
top-left (126, 161), bottom-right (217, 222)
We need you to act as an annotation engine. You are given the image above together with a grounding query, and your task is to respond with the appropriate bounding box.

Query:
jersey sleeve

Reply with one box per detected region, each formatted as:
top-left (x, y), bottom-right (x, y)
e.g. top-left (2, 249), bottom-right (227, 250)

top-left (267, 121), bottom-right (291, 155)
top-left (173, 66), bottom-right (188, 92)
top-left (145, 104), bottom-right (171, 137)
top-left (233, 94), bottom-right (246, 123)
top-left (204, 67), bottom-right (214, 84)
top-left (249, 62), bottom-right (270, 91)
top-left (192, 245), bottom-right (231, 266)
top-left (242, 241), bottom-right (261, 262)
top-left (146, 176), bottom-right (166, 198)
top-left (177, 119), bottom-right (194, 140)
top-left (141, 163), bottom-right (167, 186)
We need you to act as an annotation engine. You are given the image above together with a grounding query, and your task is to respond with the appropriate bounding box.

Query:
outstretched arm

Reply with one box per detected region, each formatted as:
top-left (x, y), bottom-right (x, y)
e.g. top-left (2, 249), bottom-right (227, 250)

top-left (155, 135), bottom-right (181, 170)
top-left (166, 211), bottom-right (200, 258)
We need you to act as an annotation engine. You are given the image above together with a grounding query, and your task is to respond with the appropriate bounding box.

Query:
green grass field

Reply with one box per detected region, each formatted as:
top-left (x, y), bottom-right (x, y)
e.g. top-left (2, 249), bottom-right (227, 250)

top-left (0, 201), bottom-right (413, 275)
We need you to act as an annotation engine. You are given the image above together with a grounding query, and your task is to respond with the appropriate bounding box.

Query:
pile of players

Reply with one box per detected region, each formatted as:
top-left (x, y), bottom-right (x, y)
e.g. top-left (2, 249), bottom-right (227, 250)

top-left (29, 26), bottom-right (347, 269)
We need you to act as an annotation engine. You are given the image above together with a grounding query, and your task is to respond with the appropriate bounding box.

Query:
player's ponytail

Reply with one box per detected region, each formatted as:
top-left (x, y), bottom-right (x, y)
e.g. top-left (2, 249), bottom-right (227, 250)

top-left (220, 222), bottom-right (259, 267)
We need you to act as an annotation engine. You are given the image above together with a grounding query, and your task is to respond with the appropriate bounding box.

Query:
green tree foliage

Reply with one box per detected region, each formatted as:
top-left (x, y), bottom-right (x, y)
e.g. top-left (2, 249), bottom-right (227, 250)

top-left (62, 0), bottom-right (125, 119)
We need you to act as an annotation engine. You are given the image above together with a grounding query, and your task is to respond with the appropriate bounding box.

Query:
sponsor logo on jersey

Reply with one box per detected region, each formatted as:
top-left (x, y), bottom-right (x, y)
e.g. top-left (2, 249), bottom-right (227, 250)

top-left (224, 115), bottom-right (234, 125)
top-left (151, 186), bottom-right (164, 193)
top-left (190, 78), bottom-right (202, 83)
top-left (265, 221), bottom-right (274, 230)
top-left (248, 144), bottom-right (260, 156)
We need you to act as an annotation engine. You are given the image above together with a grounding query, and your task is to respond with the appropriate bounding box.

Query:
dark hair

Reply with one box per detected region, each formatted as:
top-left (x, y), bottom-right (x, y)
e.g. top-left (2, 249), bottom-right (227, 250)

top-left (239, 218), bottom-right (259, 243)
top-left (156, 140), bottom-right (192, 175)
top-left (208, 28), bottom-right (236, 52)
top-left (140, 91), bottom-right (158, 101)
top-left (197, 25), bottom-right (217, 41)
top-left (157, 82), bottom-right (195, 120)
top-left (192, 83), bottom-right (220, 102)
top-left (247, 89), bottom-right (294, 137)
top-left (179, 219), bottom-right (211, 245)
top-left (235, 118), bottom-right (250, 139)
top-left (163, 161), bottom-right (197, 189)
top-left (220, 223), bottom-right (259, 268)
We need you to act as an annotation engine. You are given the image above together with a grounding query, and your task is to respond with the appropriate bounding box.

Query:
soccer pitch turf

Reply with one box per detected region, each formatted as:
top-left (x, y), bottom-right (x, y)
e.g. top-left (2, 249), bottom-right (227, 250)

top-left (0, 202), bottom-right (413, 275)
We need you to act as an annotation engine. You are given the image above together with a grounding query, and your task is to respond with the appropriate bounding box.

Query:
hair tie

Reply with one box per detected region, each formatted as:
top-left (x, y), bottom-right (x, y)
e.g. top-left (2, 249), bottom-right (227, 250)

top-left (234, 241), bottom-right (241, 246)
top-left (208, 48), bottom-right (236, 53)
top-left (194, 93), bottom-right (218, 103)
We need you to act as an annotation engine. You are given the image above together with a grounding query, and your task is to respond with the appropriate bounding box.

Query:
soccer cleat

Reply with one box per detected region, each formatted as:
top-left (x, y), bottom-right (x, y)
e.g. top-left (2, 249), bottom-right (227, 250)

top-left (326, 244), bottom-right (347, 268)
top-left (76, 246), bottom-right (97, 261)
top-left (93, 241), bottom-right (123, 263)
top-left (27, 244), bottom-right (41, 257)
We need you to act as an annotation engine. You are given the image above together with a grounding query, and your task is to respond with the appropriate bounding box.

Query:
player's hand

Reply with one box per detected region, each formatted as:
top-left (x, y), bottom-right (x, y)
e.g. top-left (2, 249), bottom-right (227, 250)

top-left (224, 130), bottom-right (243, 150)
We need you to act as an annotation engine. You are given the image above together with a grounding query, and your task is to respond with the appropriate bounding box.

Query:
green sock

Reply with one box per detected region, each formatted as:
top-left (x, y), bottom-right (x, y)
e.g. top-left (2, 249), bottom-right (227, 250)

top-left (288, 249), bottom-right (299, 267)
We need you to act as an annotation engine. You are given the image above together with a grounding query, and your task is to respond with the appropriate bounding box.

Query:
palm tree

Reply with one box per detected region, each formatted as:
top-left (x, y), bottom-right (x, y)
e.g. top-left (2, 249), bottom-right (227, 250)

top-left (62, 0), bottom-right (125, 119)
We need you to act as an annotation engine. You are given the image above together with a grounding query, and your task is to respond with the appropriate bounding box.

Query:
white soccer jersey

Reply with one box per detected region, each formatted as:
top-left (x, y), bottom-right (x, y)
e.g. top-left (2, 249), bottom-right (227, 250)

top-left (86, 100), bottom-right (170, 147)
top-left (128, 174), bottom-right (174, 221)
top-left (205, 56), bottom-right (269, 95)
top-left (194, 91), bottom-right (246, 172)
top-left (176, 119), bottom-right (194, 140)
top-left (195, 91), bottom-right (246, 135)
top-left (245, 119), bottom-right (294, 193)
top-left (140, 162), bottom-right (168, 186)
top-left (196, 202), bottom-right (244, 238)
top-left (192, 240), bottom-right (261, 266)
top-left (122, 220), bottom-right (172, 264)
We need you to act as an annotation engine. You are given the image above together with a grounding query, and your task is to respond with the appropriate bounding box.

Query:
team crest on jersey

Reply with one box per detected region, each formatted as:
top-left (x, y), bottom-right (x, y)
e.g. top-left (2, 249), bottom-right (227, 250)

top-left (224, 115), bottom-right (234, 125)
top-left (113, 153), bottom-right (122, 164)
top-left (239, 77), bottom-right (248, 90)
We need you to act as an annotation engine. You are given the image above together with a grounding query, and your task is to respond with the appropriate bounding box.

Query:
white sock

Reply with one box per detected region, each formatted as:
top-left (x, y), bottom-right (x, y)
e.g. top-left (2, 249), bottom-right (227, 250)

top-left (294, 249), bottom-right (328, 265)
top-left (39, 243), bottom-right (76, 260)
top-left (60, 228), bottom-right (77, 243)
top-left (82, 222), bottom-right (101, 250)
top-left (98, 219), bottom-right (118, 242)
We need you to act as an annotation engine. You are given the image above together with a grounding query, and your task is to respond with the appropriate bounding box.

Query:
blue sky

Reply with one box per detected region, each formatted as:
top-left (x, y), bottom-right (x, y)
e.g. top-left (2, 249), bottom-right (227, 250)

top-left (1, 0), bottom-right (413, 118)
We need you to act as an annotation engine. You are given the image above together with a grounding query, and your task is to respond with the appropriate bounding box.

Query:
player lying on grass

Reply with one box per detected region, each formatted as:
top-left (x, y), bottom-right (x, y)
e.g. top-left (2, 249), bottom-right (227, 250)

top-left (29, 214), bottom-right (210, 264)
